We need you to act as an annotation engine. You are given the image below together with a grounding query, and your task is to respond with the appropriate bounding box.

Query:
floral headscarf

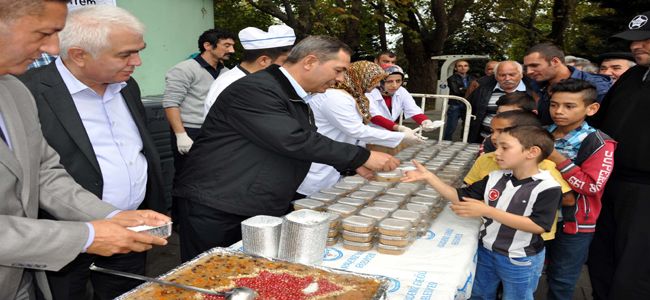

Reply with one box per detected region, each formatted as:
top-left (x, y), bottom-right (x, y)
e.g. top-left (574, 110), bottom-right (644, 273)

top-left (334, 61), bottom-right (387, 124)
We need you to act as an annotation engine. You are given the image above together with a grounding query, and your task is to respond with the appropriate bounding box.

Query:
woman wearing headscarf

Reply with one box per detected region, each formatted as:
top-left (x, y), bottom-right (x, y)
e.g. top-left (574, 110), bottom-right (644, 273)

top-left (296, 61), bottom-right (423, 197)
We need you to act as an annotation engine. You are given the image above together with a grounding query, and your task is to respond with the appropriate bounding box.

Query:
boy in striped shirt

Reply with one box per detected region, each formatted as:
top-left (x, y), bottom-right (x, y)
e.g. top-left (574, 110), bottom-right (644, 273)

top-left (403, 126), bottom-right (562, 299)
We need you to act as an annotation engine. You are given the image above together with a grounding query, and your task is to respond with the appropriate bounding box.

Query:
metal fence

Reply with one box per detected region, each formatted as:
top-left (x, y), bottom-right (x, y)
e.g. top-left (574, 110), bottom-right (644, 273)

top-left (407, 93), bottom-right (474, 143)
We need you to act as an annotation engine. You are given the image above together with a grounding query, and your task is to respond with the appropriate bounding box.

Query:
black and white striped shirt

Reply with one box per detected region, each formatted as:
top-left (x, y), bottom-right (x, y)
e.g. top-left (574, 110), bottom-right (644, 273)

top-left (458, 170), bottom-right (562, 257)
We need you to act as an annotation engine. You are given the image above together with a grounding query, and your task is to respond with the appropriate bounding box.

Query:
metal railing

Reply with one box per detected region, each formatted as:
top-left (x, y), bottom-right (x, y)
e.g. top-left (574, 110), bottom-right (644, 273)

top-left (406, 93), bottom-right (475, 143)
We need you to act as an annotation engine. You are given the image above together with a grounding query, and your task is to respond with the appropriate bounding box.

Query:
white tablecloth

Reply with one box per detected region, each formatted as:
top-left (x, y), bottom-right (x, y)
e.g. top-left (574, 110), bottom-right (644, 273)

top-left (231, 205), bottom-right (481, 299)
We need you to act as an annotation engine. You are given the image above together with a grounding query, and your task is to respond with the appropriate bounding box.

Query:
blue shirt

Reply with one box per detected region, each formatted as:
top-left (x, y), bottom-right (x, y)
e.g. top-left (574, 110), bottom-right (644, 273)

top-left (547, 121), bottom-right (596, 161)
top-left (536, 67), bottom-right (611, 125)
top-left (28, 53), bottom-right (56, 70)
top-left (55, 58), bottom-right (148, 211)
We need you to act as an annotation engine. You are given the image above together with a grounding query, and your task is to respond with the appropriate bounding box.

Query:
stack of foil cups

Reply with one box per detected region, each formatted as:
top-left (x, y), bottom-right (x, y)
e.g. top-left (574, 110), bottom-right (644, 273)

top-left (241, 215), bottom-right (283, 258)
top-left (278, 209), bottom-right (331, 265)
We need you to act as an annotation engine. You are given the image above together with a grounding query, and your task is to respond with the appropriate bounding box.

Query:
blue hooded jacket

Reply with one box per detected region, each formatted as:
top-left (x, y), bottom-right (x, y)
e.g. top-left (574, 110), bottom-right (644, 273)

top-left (535, 66), bottom-right (611, 125)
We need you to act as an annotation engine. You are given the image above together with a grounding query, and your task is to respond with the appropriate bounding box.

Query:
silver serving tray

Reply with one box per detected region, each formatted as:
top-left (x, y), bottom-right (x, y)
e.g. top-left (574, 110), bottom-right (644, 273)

top-left (116, 247), bottom-right (389, 299)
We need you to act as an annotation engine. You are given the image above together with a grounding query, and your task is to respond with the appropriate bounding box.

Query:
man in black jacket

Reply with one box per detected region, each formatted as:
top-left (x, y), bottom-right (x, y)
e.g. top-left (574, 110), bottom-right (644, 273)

top-left (173, 36), bottom-right (400, 261)
top-left (19, 6), bottom-right (165, 300)
top-left (444, 60), bottom-right (476, 140)
top-left (588, 11), bottom-right (650, 300)
top-left (467, 61), bottom-right (537, 143)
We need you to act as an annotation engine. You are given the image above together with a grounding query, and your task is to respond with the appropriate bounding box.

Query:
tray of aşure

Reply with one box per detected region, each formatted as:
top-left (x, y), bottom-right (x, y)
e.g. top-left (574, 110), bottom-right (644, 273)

top-left (116, 247), bottom-right (388, 300)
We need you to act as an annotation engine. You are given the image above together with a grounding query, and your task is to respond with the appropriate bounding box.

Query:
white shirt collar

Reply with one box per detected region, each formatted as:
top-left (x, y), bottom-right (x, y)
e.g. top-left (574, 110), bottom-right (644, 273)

top-left (278, 66), bottom-right (310, 103)
top-left (55, 58), bottom-right (126, 100)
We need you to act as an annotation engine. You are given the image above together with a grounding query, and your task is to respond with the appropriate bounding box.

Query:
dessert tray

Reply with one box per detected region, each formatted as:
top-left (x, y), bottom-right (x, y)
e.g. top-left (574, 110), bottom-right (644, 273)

top-left (116, 247), bottom-right (388, 300)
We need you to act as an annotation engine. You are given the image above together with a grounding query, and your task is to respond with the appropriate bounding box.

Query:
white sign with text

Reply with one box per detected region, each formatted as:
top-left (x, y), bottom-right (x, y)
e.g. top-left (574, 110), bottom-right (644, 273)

top-left (68, 0), bottom-right (116, 11)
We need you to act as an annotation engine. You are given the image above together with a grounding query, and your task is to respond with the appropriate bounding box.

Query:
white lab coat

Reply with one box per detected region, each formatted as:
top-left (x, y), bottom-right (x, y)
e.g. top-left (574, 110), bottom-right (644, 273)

top-left (297, 89), bottom-right (404, 196)
top-left (203, 66), bottom-right (247, 118)
top-left (366, 86), bottom-right (424, 127)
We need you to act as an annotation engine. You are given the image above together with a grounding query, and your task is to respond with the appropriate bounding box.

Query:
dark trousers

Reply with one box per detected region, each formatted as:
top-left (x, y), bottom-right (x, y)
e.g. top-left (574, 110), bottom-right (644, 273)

top-left (588, 178), bottom-right (650, 300)
top-left (177, 198), bottom-right (249, 262)
top-left (170, 127), bottom-right (201, 225)
top-left (545, 225), bottom-right (594, 300)
top-left (46, 252), bottom-right (146, 300)
top-left (589, 177), bottom-right (650, 300)
top-left (169, 127), bottom-right (202, 178)
top-left (443, 102), bottom-right (465, 140)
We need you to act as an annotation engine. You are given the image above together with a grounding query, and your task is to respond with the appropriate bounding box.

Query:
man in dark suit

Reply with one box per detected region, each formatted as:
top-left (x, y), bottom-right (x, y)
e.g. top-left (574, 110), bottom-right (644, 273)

top-left (20, 6), bottom-right (165, 300)
top-left (466, 61), bottom-right (538, 143)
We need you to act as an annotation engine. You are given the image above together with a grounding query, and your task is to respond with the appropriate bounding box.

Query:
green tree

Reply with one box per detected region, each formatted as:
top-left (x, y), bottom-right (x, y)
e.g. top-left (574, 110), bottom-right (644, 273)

top-left (214, 1), bottom-right (275, 67)
top-left (242, 0), bottom-right (476, 93)
top-left (376, 0), bottom-right (476, 93)
top-left (582, 0), bottom-right (649, 54)
top-left (450, 0), bottom-right (620, 60)
top-left (244, 0), bottom-right (382, 57)
top-left (443, 0), bottom-right (509, 59)
top-left (214, 0), bottom-right (635, 92)
top-left (563, 1), bottom-right (615, 59)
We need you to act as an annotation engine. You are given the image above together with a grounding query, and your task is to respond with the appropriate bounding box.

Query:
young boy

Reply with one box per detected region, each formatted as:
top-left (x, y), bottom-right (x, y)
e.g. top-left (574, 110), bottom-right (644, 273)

top-left (544, 79), bottom-right (616, 300)
top-left (465, 110), bottom-right (573, 241)
top-left (480, 92), bottom-right (537, 154)
top-left (496, 91), bottom-right (537, 114)
top-left (403, 125), bottom-right (562, 299)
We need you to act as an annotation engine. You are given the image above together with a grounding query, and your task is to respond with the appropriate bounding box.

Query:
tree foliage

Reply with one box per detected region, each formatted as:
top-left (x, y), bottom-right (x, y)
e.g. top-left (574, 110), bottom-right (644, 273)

top-left (215, 0), bottom-right (644, 92)
top-left (213, 1), bottom-right (275, 67)
top-left (581, 0), bottom-right (649, 55)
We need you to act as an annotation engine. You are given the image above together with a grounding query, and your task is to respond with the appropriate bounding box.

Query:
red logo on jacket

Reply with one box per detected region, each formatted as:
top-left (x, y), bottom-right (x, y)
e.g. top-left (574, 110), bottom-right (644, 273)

top-left (488, 189), bottom-right (500, 201)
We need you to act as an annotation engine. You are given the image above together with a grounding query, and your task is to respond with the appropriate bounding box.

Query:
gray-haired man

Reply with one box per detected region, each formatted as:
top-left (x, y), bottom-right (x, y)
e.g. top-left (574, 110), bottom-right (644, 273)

top-left (19, 5), bottom-right (167, 299)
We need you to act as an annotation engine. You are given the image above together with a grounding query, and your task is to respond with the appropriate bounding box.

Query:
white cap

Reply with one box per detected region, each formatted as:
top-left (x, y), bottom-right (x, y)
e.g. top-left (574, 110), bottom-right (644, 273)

top-left (239, 25), bottom-right (296, 50)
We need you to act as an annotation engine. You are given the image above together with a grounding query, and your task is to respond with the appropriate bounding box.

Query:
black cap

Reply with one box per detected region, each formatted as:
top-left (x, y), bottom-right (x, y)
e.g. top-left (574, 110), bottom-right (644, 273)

top-left (612, 11), bottom-right (650, 41)
top-left (595, 52), bottom-right (636, 63)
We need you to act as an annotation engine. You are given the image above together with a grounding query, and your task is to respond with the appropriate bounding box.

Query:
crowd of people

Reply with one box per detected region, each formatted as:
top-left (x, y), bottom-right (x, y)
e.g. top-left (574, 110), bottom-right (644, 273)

top-left (1, 1), bottom-right (649, 300)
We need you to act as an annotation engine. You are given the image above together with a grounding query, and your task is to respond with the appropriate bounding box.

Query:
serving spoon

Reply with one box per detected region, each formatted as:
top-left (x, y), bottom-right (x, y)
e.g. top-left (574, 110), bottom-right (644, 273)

top-left (89, 264), bottom-right (257, 300)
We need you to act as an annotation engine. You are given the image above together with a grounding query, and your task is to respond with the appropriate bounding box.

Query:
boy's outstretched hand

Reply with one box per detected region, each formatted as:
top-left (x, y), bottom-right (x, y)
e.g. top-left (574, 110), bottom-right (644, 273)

top-left (451, 197), bottom-right (489, 218)
top-left (401, 160), bottom-right (433, 182)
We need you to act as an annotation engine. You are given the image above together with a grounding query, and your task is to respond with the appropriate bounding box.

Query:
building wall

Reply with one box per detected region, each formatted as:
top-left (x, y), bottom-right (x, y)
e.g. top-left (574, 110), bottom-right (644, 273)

top-left (117, 0), bottom-right (214, 96)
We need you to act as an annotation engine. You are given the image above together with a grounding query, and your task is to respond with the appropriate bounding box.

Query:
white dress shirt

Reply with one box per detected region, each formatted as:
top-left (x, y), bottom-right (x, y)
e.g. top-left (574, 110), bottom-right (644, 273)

top-left (55, 59), bottom-right (147, 211)
top-left (203, 65), bottom-right (248, 118)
